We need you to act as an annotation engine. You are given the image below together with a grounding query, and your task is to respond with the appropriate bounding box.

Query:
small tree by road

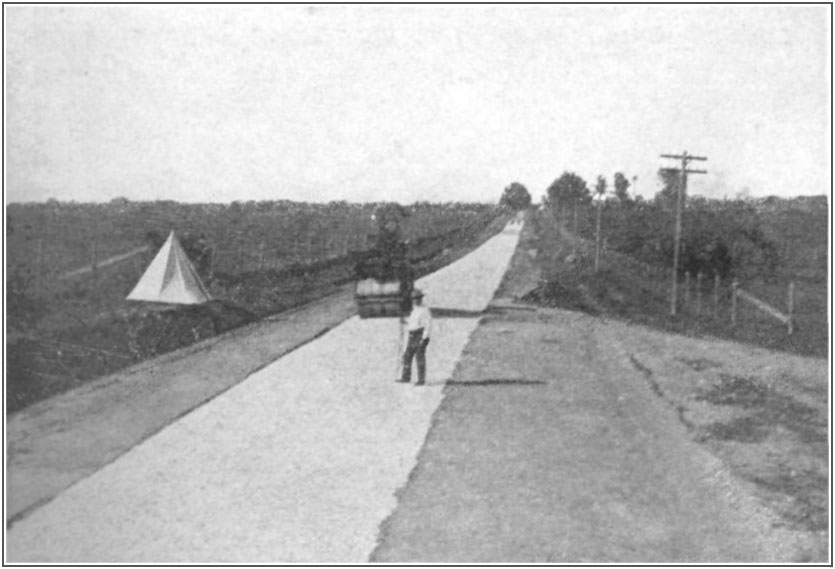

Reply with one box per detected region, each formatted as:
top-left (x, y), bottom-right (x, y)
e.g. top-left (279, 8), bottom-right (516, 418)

top-left (613, 172), bottom-right (632, 204)
top-left (499, 182), bottom-right (532, 211)
top-left (547, 172), bottom-right (591, 218)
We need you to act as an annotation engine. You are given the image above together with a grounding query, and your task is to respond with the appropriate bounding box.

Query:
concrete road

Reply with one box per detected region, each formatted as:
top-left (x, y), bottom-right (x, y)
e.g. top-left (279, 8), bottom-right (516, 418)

top-left (6, 222), bottom-right (521, 563)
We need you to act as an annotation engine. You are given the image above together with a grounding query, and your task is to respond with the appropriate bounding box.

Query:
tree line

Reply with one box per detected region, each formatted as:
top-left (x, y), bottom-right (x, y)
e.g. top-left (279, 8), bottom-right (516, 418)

top-left (498, 170), bottom-right (782, 281)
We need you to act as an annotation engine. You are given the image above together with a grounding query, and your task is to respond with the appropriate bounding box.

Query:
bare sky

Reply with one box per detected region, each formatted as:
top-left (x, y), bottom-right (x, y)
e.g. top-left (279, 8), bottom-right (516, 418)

top-left (5, 5), bottom-right (831, 204)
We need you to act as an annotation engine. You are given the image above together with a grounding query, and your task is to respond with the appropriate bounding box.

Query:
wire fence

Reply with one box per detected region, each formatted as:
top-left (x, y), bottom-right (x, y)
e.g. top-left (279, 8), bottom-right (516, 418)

top-left (558, 215), bottom-right (799, 336)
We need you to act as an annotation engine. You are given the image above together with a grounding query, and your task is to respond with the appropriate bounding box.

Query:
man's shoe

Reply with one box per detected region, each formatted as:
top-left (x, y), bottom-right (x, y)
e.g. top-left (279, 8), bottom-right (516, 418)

top-left (396, 379), bottom-right (410, 383)
top-left (414, 381), bottom-right (425, 386)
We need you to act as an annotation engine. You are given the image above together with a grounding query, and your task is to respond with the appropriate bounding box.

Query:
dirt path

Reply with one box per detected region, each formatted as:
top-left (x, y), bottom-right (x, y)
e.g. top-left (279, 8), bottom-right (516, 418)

top-left (58, 245), bottom-right (149, 280)
top-left (6, 224), bottom-right (522, 563)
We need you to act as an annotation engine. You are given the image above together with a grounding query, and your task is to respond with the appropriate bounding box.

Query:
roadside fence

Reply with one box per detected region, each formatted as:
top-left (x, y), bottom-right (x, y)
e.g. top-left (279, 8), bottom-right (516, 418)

top-left (731, 279), bottom-right (795, 335)
top-left (556, 218), bottom-right (798, 336)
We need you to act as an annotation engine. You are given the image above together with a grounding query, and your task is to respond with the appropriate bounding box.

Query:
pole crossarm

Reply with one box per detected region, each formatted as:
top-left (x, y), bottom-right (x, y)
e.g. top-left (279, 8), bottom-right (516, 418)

top-left (660, 167), bottom-right (708, 174)
top-left (660, 153), bottom-right (708, 161)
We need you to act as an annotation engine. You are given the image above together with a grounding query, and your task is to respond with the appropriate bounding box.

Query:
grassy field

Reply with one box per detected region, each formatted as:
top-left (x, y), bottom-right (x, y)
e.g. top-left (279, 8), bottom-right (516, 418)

top-left (523, 206), bottom-right (828, 359)
top-left (6, 200), bottom-right (508, 413)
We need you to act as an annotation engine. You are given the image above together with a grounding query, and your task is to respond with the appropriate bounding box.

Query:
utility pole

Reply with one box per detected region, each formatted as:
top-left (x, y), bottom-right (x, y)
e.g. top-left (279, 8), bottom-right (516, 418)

top-left (660, 150), bottom-right (707, 316)
top-left (594, 177), bottom-right (606, 273)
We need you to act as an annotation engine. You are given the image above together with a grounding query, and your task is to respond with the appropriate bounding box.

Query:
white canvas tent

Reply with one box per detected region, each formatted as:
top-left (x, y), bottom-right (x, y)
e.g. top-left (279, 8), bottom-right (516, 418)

top-left (127, 231), bottom-right (211, 304)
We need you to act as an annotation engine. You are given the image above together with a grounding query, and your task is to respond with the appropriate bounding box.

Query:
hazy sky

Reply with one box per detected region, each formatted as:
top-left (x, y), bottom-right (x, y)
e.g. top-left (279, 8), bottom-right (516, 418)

top-left (5, 5), bottom-right (831, 204)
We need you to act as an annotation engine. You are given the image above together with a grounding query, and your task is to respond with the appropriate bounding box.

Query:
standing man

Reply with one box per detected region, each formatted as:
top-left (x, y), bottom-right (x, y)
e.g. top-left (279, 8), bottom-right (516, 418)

top-left (398, 289), bottom-right (432, 386)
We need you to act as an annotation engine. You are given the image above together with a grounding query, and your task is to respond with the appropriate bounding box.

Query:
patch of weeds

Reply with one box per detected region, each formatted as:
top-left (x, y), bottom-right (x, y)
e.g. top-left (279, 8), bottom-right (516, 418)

top-left (696, 416), bottom-right (770, 444)
top-left (695, 373), bottom-right (824, 444)
top-left (691, 375), bottom-right (827, 533)
top-left (696, 373), bottom-right (768, 408)
top-left (675, 356), bottom-right (721, 372)
top-left (521, 280), bottom-right (599, 316)
top-left (747, 465), bottom-right (829, 532)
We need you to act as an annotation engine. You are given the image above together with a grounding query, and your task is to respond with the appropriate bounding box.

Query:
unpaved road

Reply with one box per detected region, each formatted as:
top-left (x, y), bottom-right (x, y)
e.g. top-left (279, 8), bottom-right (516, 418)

top-left (371, 216), bottom-right (826, 563)
top-left (371, 308), bottom-right (816, 563)
top-left (6, 222), bottom-right (522, 563)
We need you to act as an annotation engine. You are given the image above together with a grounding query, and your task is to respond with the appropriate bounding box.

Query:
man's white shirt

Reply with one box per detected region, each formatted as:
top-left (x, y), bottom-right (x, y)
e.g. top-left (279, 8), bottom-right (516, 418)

top-left (405, 304), bottom-right (432, 340)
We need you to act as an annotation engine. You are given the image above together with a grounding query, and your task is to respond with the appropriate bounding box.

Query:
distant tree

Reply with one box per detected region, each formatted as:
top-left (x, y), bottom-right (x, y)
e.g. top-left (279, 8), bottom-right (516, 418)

top-left (735, 187), bottom-right (752, 201)
top-left (499, 182), bottom-right (532, 210)
top-left (594, 175), bottom-right (607, 199)
top-left (613, 172), bottom-right (632, 203)
top-left (654, 168), bottom-right (681, 210)
top-left (547, 172), bottom-right (590, 213)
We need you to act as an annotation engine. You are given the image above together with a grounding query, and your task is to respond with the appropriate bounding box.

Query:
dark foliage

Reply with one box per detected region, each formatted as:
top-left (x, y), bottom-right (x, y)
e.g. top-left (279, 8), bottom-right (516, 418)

top-left (568, 196), bottom-right (781, 280)
top-left (547, 172), bottom-right (591, 213)
top-left (499, 182), bottom-right (532, 211)
top-left (613, 172), bottom-right (632, 204)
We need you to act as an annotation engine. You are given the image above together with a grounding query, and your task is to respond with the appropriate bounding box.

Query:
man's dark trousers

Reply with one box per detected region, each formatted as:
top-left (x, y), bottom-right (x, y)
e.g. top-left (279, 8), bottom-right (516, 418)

top-left (401, 329), bottom-right (429, 384)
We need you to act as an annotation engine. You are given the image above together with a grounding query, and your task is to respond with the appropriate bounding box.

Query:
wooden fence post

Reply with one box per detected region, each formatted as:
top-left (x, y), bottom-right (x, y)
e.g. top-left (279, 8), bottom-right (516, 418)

top-left (731, 279), bottom-right (739, 325)
top-left (787, 281), bottom-right (795, 335)
top-left (696, 271), bottom-right (703, 316)
top-left (714, 272), bottom-right (720, 318)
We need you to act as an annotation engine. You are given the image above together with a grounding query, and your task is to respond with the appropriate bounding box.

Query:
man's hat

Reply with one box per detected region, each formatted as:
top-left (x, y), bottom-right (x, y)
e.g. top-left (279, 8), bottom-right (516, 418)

top-left (411, 288), bottom-right (425, 299)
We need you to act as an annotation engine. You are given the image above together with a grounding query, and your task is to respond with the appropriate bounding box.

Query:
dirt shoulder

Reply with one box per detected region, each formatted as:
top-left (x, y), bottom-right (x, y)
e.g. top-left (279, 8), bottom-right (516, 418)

top-left (371, 213), bottom-right (828, 563)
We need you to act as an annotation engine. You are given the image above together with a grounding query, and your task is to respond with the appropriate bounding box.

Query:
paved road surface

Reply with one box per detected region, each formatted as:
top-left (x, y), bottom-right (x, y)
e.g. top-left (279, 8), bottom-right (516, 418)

top-left (7, 222), bottom-right (521, 563)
